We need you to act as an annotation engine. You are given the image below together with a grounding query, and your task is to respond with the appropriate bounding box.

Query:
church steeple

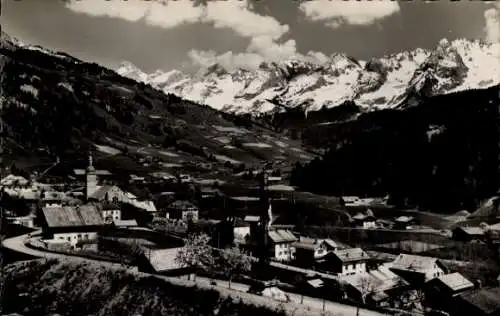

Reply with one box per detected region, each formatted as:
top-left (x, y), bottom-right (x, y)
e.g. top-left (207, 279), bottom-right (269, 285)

top-left (85, 150), bottom-right (98, 201)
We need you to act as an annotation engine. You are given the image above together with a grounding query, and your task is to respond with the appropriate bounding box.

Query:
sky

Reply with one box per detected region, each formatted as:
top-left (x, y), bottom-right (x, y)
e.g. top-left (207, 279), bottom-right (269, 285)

top-left (2, 0), bottom-right (499, 74)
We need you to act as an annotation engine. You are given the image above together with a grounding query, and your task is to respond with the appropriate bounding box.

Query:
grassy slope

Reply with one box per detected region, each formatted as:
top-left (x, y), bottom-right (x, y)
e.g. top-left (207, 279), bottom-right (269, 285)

top-left (4, 259), bottom-right (289, 316)
top-left (0, 36), bottom-right (315, 176)
top-left (4, 259), bottom-right (340, 316)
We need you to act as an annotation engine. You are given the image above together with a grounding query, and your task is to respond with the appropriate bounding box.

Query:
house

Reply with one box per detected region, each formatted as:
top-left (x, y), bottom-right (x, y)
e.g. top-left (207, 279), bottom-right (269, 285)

top-left (352, 213), bottom-right (377, 229)
top-left (267, 229), bottom-right (297, 262)
top-left (113, 219), bottom-right (138, 229)
top-left (166, 200), bottom-right (199, 222)
top-left (343, 263), bottom-right (408, 307)
top-left (6, 215), bottom-right (35, 228)
top-left (425, 272), bottom-right (474, 308)
top-left (342, 196), bottom-right (361, 206)
top-left (452, 226), bottom-right (486, 242)
top-left (233, 221), bottom-right (251, 244)
top-left (293, 238), bottom-right (339, 266)
top-left (389, 254), bottom-right (447, 285)
top-left (100, 204), bottom-right (121, 223)
top-left (454, 287), bottom-right (500, 316)
top-left (40, 204), bottom-right (105, 248)
top-left (0, 174), bottom-right (29, 188)
top-left (394, 216), bottom-right (418, 230)
top-left (200, 187), bottom-right (221, 199)
top-left (88, 185), bottom-right (126, 203)
top-left (329, 248), bottom-right (369, 276)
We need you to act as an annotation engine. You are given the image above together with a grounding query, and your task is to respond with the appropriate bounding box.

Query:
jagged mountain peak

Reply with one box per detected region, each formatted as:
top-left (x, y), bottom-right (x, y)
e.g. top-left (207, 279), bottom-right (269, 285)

top-left (116, 38), bottom-right (499, 115)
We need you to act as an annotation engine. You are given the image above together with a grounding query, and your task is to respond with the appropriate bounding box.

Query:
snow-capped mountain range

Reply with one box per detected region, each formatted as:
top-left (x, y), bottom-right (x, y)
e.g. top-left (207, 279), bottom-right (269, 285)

top-left (117, 39), bottom-right (499, 115)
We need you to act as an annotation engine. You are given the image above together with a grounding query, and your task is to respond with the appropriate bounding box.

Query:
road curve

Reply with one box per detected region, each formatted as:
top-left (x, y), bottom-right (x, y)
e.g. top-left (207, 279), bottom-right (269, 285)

top-left (4, 231), bottom-right (387, 316)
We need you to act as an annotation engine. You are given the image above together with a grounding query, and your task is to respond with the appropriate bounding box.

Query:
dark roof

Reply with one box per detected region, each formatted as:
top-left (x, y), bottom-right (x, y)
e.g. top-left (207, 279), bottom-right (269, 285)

top-left (42, 205), bottom-right (104, 228)
top-left (332, 248), bottom-right (369, 263)
top-left (459, 287), bottom-right (500, 315)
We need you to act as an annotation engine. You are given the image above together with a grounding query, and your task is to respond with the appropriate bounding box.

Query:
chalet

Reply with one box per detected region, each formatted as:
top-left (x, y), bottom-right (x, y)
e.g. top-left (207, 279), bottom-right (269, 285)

top-left (40, 204), bottom-right (105, 248)
top-left (452, 226), bottom-right (486, 242)
top-left (166, 200), bottom-right (199, 222)
top-left (343, 263), bottom-right (408, 307)
top-left (329, 248), bottom-right (369, 276)
top-left (293, 238), bottom-right (339, 266)
top-left (342, 196), bottom-right (361, 206)
top-left (100, 204), bottom-right (121, 223)
top-left (394, 216), bottom-right (418, 230)
top-left (233, 220), bottom-right (251, 244)
top-left (425, 272), bottom-right (474, 308)
top-left (6, 215), bottom-right (35, 228)
top-left (389, 254), bottom-right (447, 285)
top-left (352, 213), bottom-right (377, 229)
top-left (267, 229), bottom-right (297, 262)
top-left (0, 174), bottom-right (29, 188)
top-left (454, 287), bottom-right (500, 316)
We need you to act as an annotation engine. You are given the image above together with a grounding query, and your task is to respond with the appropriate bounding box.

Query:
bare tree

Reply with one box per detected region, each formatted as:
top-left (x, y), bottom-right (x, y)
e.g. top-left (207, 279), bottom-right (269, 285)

top-left (215, 247), bottom-right (252, 289)
top-left (175, 233), bottom-right (214, 281)
top-left (357, 276), bottom-right (376, 316)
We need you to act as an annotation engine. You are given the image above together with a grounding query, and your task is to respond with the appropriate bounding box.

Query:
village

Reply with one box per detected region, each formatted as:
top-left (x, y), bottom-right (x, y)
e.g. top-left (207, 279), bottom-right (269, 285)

top-left (2, 152), bottom-right (500, 316)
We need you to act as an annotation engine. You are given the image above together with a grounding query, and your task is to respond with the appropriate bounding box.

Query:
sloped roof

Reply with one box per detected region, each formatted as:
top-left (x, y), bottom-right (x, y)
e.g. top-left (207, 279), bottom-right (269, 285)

top-left (459, 287), bottom-right (500, 315)
top-left (74, 169), bottom-right (112, 176)
top-left (332, 248), bottom-right (369, 263)
top-left (391, 254), bottom-right (440, 272)
top-left (244, 215), bottom-right (260, 222)
top-left (307, 279), bottom-right (324, 288)
top-left (113, 219), bottom-right (138, 227)
top-left (0, 174), bottom-right (28, 186)
top-left (148, 247), bottom-right (184, 272)
top-left (268, 230), bottom-right (297, 243)
top-left (89, 185), bottom-right (123, 201)
top-left (344, 265), bottom-right (407, 294)
top-left (42, 205), bottom-right (104, 228)
top-left (435, 272), bottom-right (473, 292)
top-left (395, 216), bottom-right (415, 223)
top-left (456, 226), bottom-right (485, 236)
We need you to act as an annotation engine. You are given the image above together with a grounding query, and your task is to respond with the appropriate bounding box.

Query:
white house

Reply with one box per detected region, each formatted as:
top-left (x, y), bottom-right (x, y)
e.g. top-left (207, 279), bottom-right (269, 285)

top-left (40, 204), bottom-right (105, 248)
top-left (389, 254), bottom-right (447, 284)
top-left (101, 208), bottom-right (121, 223)
top-left (330, 248), bottom-right (369, 276)
top-left (267, 229), bottom-right (298, 262)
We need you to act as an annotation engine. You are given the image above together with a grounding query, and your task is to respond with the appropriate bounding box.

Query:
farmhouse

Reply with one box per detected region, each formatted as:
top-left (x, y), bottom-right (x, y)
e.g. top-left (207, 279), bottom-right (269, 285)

top-left (166, 200), bottom-right (199, 222)
top-left (352, 213), bottom-right (377, 229)
top-left (267, 229), bottom-right (297, 262)
top-left (343, 263), bottom-right (408, 307)
top-left (425, 272), bottom-right (474, 309)
top-left (39, 204), bottom-right (105, 248)
top-left (389, 254), bottom-right (447, 285)
top-left (393, 216), bottom-right (418, 230)
top-left (454, 287), bottom-right (500, 316)
top-left (293, 238), bottom-right (339, 266)
top-left (329, 248), bottom-right (369, 276)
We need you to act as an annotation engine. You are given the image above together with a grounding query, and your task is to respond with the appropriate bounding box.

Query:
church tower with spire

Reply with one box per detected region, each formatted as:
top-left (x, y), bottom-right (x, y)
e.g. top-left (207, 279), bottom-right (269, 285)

top-left (85, 151), bottom-right (98, 201)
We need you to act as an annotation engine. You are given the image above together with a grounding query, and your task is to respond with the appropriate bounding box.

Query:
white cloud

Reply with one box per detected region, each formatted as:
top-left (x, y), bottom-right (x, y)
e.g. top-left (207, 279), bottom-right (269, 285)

top-left (299, 0), bottom-right (400, 28)
top-left (65, 0), bottom-right (296, 70)
top-left (484, 4), bottom-right (500, 43)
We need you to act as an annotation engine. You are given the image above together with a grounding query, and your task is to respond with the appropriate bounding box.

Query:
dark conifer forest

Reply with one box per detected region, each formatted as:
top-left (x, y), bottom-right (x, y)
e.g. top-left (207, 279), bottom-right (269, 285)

top-left (291, 85), bottom-right (500, 213)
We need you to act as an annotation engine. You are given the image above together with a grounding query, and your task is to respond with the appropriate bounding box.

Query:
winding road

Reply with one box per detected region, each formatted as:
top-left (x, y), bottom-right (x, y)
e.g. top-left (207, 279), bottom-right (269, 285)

top-left (4, 231), bottom-right (388, 316)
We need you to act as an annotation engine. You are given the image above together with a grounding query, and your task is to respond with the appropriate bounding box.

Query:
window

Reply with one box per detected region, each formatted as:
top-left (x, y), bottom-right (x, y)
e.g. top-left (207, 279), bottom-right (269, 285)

top-left (77, 234), bottom-right (82, 239)
top-left (84, 234), bottom-right (89, 240)
top-left (67, 237), bottom-right (71, 241)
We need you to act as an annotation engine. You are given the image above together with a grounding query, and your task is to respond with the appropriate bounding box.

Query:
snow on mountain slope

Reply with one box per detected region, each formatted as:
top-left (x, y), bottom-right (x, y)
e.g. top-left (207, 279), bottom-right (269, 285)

top-left (116, 39), bottom-right (500, 115)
